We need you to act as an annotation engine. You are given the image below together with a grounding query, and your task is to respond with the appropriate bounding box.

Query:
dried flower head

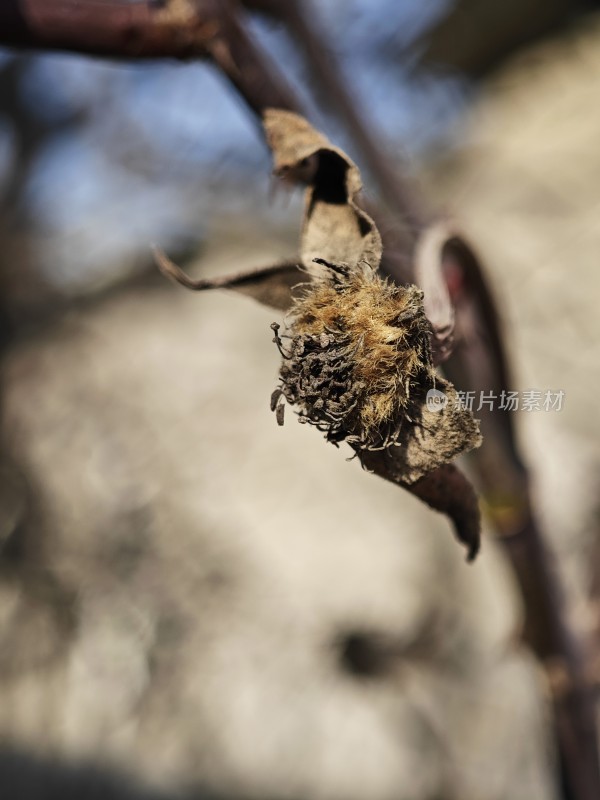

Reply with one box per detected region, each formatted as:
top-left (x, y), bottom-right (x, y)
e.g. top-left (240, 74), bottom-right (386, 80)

top-left (271, 259), bottom-right (432, 451)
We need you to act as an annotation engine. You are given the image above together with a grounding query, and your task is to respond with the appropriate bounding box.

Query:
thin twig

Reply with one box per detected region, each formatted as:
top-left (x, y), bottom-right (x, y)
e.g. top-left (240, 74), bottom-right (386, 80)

top-left (0, 2), bottom-right (598, 797)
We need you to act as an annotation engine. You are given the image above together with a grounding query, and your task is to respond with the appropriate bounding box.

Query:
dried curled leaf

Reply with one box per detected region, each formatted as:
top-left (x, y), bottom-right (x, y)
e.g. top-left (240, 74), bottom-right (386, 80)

top-left (413, 220), bottom-right (456, 364)
top-left (154, 246), bottom-right (303, 311)
top-left (382, 461), bottom-right (481, 562)
top-left (264, 109), bottom-right (382, 275)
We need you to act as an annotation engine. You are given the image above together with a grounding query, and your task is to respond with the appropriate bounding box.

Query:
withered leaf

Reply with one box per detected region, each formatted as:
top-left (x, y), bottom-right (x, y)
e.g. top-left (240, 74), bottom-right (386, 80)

top-left (154, 110), bottom-right (382, 309)
top-left (154, 246), bottom-right (303, 311)
top-left (358, 377), bottom-right (482, 561)
top-left (402, 463), bottom-right (481, 562)
top-left (407, 464), bottom-right (481, 562)
top-left (413, 220), bottom-right (456, 364)
top-left (359, 378), bottom-right (481, 484)
top-left (264, 109), bottom-right (382, 275)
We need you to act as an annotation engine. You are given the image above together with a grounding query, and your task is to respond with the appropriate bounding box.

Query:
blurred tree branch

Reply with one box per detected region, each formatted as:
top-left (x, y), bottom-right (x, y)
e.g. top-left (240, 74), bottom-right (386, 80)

top-left (0, 0), bottom-right (298, 112)
top-left (1, 0), bottom-right (214, 60)
top-left (0, 2), bottom-right (599, 799)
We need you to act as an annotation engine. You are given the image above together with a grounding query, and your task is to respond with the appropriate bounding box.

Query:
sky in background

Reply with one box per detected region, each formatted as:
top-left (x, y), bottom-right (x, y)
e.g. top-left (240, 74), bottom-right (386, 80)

top-left (0, 0), bottom-right (471, 292)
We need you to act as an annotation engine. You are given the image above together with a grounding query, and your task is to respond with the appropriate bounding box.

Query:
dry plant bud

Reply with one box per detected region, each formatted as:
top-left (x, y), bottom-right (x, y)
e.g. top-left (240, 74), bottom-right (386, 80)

top-left (269, 265), bottom-right (431, 452)
top-left (155, 109), bottom-right (483, 560)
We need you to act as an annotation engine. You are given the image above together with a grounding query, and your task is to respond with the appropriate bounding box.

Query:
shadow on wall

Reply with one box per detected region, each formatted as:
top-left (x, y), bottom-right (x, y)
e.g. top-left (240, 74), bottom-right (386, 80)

top-left (0, 748), bottom-right (249, 800)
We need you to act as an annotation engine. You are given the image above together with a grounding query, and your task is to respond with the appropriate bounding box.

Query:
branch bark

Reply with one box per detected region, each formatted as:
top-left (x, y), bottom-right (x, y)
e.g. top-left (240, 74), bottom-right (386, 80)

top-left (0, 0), bottom-right (213, 59)
top-left (442, 235), bottom-right (600, 800)
top-left (0, 2), bottom-right (598, 798)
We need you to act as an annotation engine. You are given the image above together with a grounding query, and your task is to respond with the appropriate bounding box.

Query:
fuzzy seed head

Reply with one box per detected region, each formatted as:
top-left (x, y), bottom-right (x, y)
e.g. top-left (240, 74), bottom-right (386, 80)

top-left (272, 265), bottom-right (432, 450)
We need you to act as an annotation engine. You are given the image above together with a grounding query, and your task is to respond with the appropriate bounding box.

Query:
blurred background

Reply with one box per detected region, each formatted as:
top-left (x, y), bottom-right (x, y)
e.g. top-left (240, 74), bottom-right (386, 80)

top-left (1, 1), bottom-right (600, 798)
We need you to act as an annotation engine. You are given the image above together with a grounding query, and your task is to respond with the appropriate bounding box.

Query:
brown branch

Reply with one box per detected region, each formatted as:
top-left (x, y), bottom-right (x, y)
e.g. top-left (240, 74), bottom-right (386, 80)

top-left (204, 3), bottom-right (298, 114)
top-left (0, 2), bottom-right (598, 797)
top-left (1, 0), bottom-right (299, 113)
top-left (442, 236), bottom-right (600, 800)
top-left (0, 0), bottom-right (214, 59)
top-left (233, 7), bottom-right (600, 796)
top-left (246, 0), bottom-right (428, 232)
top-left (240, 0), bottom-right (455, 360)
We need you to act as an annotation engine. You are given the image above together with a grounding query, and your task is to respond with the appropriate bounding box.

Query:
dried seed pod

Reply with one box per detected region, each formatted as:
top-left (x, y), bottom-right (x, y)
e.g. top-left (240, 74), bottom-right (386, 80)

top-left (272, 260), bottom-right (432, 451)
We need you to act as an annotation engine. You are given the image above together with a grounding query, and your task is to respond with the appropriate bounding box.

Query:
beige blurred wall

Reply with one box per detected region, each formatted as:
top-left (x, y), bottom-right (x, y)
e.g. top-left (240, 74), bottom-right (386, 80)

top-left (6, 12), bottom-right (600, 800)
